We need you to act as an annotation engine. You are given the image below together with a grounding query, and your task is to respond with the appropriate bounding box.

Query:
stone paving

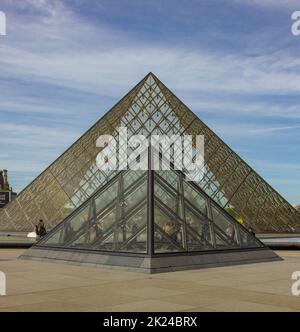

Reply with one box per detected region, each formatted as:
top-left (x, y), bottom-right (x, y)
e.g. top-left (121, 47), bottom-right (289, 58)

top-left (0, 249), bottom-right (300, 312)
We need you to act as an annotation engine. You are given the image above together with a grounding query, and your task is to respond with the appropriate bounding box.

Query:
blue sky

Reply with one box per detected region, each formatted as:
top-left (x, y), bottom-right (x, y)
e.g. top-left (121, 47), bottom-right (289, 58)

top-left (0, 0), bottom-right (299, 205)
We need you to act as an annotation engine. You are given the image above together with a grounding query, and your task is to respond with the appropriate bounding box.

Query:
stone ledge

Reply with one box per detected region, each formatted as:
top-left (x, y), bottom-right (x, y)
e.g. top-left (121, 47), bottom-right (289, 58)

top-left (19, 247), bottom-right (282, 274)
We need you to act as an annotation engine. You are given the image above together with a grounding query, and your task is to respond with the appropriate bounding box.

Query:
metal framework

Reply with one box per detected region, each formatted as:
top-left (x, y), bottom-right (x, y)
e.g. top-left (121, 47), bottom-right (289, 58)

top-left (0, 73), bottom-right (299, 233)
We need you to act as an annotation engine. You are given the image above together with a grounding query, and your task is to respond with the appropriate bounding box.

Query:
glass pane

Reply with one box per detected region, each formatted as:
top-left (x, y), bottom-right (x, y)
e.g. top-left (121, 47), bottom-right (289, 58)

top-left (154, 183), bottom-right (179, 213)
top-left (157, 170), bottom-right (178, 191)
top-left (70, 208), bottom-right (116, 249)
top-left (215, 232), bottom-right (232, 249)
top-left (185, 209), bottom-right (213, 250)
top-left (211, 206), bottom-right (239, 245)
top-left (39, 226), bottom-right (64, 246)
top-left (94, 180), bottom-right (118, 214)
top-left (123, 170), bottom-right (146, 190)
top-left (239, 227), bottom-right (263, 248)
top-left (66, 204), bottom-right (91, 237)
top-left (154, 205), bottom-right (184, 253)
top-left (91, 207), bottom-right (117, 250)
top-left (116, 208), bottom-right (147, 253)
top-left (183, 182), bottom-right (207, 215)
top-left (68, 224), bottom-right (99, 248)
top-left (123, 181), bottom-right (147, 213)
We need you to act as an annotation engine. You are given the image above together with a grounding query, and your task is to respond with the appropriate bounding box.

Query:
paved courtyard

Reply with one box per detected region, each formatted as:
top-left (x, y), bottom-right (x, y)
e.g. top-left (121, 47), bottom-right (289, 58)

top-left (0, 249), bottom-right (300, 311)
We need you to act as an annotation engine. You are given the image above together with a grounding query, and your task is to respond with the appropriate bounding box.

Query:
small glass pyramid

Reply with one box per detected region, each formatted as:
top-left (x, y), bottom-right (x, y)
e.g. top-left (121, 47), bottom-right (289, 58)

top-left (36, 148), bottom-right (263, 252)
top-left (21, 146), bottom-right (280, 272)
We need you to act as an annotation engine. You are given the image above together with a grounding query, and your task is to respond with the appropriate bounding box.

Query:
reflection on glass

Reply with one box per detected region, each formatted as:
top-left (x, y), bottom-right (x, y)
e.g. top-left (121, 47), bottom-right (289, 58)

top-left (154, 205), bottom-right (184, 253)
top-left (123, 170), bottom-right (145, 190)
top-left (185, 209), bottom-right (212, 251)
top-left (157, 170), bottom-right (178, 190)
top-left (154, 183), bottom-right (178, 213)
top-left (67, 205), bottom-right (90, 234)
top-left (116, 208), bottom-right (147, 253)
top-left (123, 181), bottom-right (147, 214)
top-left (70, 207), bottom-right (117, 249)
top-left (239, 227), bottom-right (263, 248)
top-left (215, 232), bottom-right (231, 249)
top-left (183, 182), bottom-right (207, 215)
top-left (94, 181), bottom-right (118, 214)
top-left (211, 206), bottom-right (238, 246)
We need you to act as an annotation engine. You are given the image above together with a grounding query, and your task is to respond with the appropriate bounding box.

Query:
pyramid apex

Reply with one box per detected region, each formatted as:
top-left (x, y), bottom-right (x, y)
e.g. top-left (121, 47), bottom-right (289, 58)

top-left (141, 72), bottom-right (161, 85)
top-left (145, 72), bottom-right (158, 79)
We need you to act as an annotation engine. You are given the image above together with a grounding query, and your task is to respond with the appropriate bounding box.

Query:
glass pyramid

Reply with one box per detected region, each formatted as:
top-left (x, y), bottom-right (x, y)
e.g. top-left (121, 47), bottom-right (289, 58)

top-left (22, 148), bottom-right (281, 272)
top-left (37, 159), bottom-right (265, 255)
top-left (1, 73), bottom-right (299, 236)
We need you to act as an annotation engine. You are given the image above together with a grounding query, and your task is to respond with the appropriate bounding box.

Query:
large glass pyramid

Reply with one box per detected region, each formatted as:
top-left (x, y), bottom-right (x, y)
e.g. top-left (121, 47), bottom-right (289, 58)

top-left (1, 73), bottom-right (299, 236)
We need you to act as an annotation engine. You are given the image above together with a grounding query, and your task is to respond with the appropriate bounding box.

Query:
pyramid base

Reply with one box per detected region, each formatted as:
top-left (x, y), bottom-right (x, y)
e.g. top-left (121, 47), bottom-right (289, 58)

top-left (19, 247), bottom-right (282, 274)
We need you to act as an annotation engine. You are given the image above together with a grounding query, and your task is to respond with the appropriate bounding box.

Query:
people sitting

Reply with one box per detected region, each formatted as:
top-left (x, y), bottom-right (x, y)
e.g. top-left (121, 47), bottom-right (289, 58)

top-left (36, 219), bottom-right (47, 237)
top-left (163, 219), bottom-right (179, 241)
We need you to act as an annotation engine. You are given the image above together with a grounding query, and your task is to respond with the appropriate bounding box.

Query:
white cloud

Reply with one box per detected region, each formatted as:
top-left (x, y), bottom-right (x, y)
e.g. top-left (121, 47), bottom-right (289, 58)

top-left (233, 0), bottom-right (300, 7)
top-left (1, 0), bottom-right (300, 103)
top-left (205, 120), bottom-right (300, 139)
top-left (250, 125), bottom-right (300, 133)
top-left (4, 0), bottom-right (72, 23)
top-left (191, 99), bottom-right (300, 119)
top-left (0, 123), bottom-right (80, 149)
top-left (2, 44), bottom-right (300, 98)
